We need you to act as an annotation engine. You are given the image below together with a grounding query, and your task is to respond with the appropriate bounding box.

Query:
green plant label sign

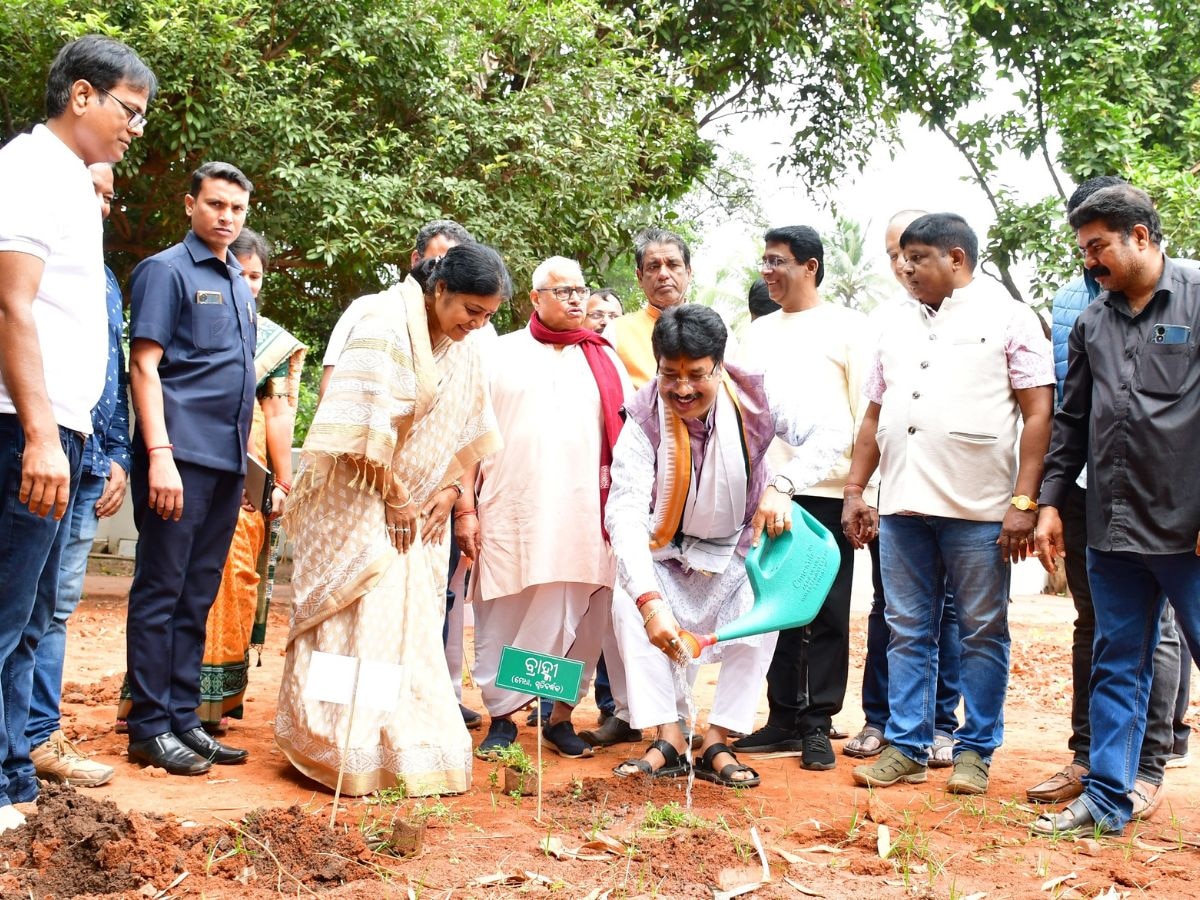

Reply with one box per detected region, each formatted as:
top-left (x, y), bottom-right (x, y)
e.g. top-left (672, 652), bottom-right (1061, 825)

top-left (495, 645), bottom-right (584, 704)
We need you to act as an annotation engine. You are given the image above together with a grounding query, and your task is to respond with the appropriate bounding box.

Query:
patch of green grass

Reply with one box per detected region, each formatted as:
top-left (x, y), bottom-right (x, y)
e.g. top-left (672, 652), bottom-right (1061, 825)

top-left (640, 800), bottom-right (706, 831)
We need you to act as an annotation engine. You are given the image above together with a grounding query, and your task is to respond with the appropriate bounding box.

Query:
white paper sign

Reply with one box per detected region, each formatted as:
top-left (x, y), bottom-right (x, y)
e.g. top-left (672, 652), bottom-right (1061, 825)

top-left (356, 659), bottom-right (405, 712)
top-left (304, 651), bottom-right (405, 712)
top-left (304, 651), bottom-right (358, 705)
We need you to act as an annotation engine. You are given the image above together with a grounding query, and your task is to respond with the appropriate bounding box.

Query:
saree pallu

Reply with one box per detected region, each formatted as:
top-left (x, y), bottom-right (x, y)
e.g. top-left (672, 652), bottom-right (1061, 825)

top-left (274, 282), bottom-right (499, 796)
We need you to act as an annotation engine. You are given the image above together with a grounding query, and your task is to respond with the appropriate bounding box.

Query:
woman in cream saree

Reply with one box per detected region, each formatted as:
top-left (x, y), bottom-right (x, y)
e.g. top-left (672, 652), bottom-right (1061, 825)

top-left (275, 245), bottom-right (508, 796)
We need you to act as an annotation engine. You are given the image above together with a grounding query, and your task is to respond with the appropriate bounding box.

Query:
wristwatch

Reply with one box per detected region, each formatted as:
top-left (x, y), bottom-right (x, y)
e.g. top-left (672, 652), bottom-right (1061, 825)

top-left (769, 475), bottom-right (796, 499)
top-left (1010, 494), bottom-right (1038, 511)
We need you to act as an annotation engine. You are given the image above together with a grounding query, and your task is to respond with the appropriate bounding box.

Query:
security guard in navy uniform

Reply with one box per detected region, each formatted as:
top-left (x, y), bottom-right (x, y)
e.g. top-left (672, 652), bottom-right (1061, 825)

top-left (125, 161), bottom-right (257, 775)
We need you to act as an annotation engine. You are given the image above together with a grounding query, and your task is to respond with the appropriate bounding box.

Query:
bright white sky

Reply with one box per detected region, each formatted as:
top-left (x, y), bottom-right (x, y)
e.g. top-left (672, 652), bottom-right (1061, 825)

top-left (692, 109), bottom-right (1069, 302)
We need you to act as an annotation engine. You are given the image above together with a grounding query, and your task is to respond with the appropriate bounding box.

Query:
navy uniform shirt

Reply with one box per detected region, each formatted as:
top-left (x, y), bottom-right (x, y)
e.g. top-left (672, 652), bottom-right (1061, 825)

top-left (128, 230), bottom-right (257, 473)
top-left (1041, 256), bottom-right (1200, 554)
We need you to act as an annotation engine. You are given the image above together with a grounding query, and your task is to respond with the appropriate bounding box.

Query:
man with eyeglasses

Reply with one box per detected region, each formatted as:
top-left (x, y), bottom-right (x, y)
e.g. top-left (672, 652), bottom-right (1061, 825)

top-left (733, 226), bottom-right (872, 773)
top-left (0, 35), bottom-right (154, 832)
top-left (469, 257), bottom-right (632, 759)
top-left (584, 289), bottom-right (623, 334)
top-left (27, 164), bottom-right (131, 793)
top-left (606, 305), bottom-right (845, 787)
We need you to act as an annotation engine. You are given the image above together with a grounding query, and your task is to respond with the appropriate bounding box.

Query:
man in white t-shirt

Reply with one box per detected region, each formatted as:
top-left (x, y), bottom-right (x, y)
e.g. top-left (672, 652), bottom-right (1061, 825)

top-left (734, 226), bottom-right (872, 771)
top-left (0, 34), bottom-right (155, 832)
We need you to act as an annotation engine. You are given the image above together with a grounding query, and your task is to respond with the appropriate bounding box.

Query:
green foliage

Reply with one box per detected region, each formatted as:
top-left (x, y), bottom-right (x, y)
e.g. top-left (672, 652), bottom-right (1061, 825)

top-left (736, 0), bottom-right (1200, 302)
top-left (489, 741), bottom-right (537, 774)
top-left (1, 0), bottom-right (711, 350)
top-left (822, 216), bottom-right (890, 313)
top-left (639, 800), bottom-right (705, 831)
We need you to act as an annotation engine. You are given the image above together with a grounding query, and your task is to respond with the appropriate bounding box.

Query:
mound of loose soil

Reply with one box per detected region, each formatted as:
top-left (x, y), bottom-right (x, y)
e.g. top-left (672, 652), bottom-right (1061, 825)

top-left (0, 784), bottom-right (376, 899)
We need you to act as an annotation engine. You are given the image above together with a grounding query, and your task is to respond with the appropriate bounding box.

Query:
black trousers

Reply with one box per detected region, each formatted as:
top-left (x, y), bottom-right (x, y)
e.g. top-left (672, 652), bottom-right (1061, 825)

top-left (763, 495), bottom-right (855, 734)
top-left (126, 456), bottom-right (243, 742)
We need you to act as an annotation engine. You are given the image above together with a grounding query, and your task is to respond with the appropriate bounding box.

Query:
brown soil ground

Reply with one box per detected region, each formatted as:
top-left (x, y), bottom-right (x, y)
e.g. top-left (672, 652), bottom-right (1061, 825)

top-left (11, 573), bottom-right (1200, 899)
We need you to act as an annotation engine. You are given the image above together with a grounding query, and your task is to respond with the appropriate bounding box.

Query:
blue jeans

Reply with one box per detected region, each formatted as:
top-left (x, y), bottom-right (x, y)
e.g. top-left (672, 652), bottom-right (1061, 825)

top-left (880, 514), bottom-right (1010, 765)
top-left (1080, 549), bottom-right (1200, 832)
top-left (27, 471), bottom-right (106, 748)
top-left (0, 414), bottom-right (83, 804)
top-left (862, 538), bottom-right (962, 735)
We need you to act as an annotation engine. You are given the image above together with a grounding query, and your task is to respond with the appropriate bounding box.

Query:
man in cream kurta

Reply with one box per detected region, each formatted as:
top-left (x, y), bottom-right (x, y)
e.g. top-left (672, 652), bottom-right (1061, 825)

top-left (842, 213), bottom-right (1054, 796)
top-left (470, 257), bottom-right (632, 759)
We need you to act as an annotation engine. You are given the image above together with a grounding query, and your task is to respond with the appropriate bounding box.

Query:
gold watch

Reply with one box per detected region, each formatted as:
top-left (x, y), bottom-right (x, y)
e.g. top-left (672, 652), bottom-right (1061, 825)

top-left (1010, 495), bottom-right (1038, 511)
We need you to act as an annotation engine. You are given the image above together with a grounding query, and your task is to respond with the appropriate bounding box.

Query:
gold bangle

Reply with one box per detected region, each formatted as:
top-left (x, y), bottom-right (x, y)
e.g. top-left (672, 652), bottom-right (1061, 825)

top-left (386, 497), bottom-right (413, 510)
top-left (642, 607), bottom-right (661, 627)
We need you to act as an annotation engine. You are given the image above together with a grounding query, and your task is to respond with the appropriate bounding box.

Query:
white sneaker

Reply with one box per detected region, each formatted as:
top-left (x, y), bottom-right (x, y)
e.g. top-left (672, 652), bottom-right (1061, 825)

top-left (31, 730), bottom-right (115, 787)
top-left (1165, 751), bottom-right (1190, 770)
top-left (0, 805), bottom-right (26, 834)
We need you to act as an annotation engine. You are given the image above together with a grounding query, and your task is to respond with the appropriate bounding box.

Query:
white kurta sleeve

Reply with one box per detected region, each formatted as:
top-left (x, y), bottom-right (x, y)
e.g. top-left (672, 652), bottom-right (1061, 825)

top-left (605, 423), bottom-right (660, 598)
top-left (765, 369), bottom-right (849, 495)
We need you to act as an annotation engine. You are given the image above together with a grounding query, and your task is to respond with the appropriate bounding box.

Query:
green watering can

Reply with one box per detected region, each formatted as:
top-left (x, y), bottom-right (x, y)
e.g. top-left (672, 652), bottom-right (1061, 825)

top-left (678, 506), bottom-right (841, 658)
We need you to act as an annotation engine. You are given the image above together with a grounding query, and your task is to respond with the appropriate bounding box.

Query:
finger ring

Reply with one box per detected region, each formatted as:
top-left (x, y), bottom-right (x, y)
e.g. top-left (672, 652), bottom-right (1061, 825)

top-left (386, 525), bottom-right (397, 532)
top-left (401, 527), bottom-right (411, 534)
top-left (669, 638), bottom-right (679, 646)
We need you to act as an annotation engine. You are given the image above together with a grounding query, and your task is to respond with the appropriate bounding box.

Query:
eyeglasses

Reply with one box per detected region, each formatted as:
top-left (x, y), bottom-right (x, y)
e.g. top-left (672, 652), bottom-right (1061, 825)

top-left (96, 86), bottom-right (148, 130)
top-left (759, 254), bottom-right (797, 271)
top-left (536, 285), bottom-right (588, 301)
top-left (586, 310), bottom-right (621, 321)
top-left (656, 364), bottom-right (721, 390)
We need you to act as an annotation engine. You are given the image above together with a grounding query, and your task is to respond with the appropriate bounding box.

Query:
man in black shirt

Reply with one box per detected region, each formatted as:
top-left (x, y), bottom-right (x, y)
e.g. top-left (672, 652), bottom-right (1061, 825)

top-left (1034, 184), bottom-right (1200, 836)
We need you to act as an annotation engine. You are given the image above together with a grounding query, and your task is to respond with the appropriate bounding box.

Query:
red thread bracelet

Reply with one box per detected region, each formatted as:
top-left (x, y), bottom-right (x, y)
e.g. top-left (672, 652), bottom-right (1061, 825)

top-left (146, 444), bottom-right (174, 453)
top-left (635, 591), bottom-right (661, 610)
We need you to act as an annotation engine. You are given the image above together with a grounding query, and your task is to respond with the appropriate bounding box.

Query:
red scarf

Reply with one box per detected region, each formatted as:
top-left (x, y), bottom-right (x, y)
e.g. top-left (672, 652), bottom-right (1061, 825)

top-left (528, 312), bottom-right (625, 539)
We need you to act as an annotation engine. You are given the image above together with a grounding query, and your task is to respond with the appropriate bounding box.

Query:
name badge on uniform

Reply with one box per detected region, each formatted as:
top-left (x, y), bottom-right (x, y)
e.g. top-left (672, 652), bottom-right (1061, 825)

top-left (195, 290), bottom-right (224, 305)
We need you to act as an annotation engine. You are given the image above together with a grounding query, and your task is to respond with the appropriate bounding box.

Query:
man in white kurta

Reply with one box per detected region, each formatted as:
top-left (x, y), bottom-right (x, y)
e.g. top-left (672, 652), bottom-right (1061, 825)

top-left (471, 257), bottom-right (632, 759)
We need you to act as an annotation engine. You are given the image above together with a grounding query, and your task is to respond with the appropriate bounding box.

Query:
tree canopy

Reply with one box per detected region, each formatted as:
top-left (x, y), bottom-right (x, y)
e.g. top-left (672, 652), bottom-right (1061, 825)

top-left (763, 0), bottom-right (1200, 303)
top-left (1, 0), bottom-right (712, 343)
top-left (5, 0), bottom-right (1197, 333)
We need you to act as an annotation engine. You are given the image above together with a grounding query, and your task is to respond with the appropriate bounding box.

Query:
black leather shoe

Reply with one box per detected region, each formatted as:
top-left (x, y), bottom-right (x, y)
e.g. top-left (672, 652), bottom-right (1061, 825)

top-left (177, 727), bottom-right (249, 765)
top-left (128, 733), bottom-right (212, 776)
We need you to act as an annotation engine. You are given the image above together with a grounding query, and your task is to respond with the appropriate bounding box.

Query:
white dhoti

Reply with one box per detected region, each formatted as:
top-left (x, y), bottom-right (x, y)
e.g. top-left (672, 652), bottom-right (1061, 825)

top-left (612, 560), bottom-right (776, 735)
top-left (473, 581), bottom-right (609, 717)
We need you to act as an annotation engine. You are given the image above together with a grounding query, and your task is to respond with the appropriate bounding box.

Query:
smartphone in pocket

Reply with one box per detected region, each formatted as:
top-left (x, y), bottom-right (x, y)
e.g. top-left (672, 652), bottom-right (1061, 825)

top-left (1151, 323), bottom-right (1191, 345)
